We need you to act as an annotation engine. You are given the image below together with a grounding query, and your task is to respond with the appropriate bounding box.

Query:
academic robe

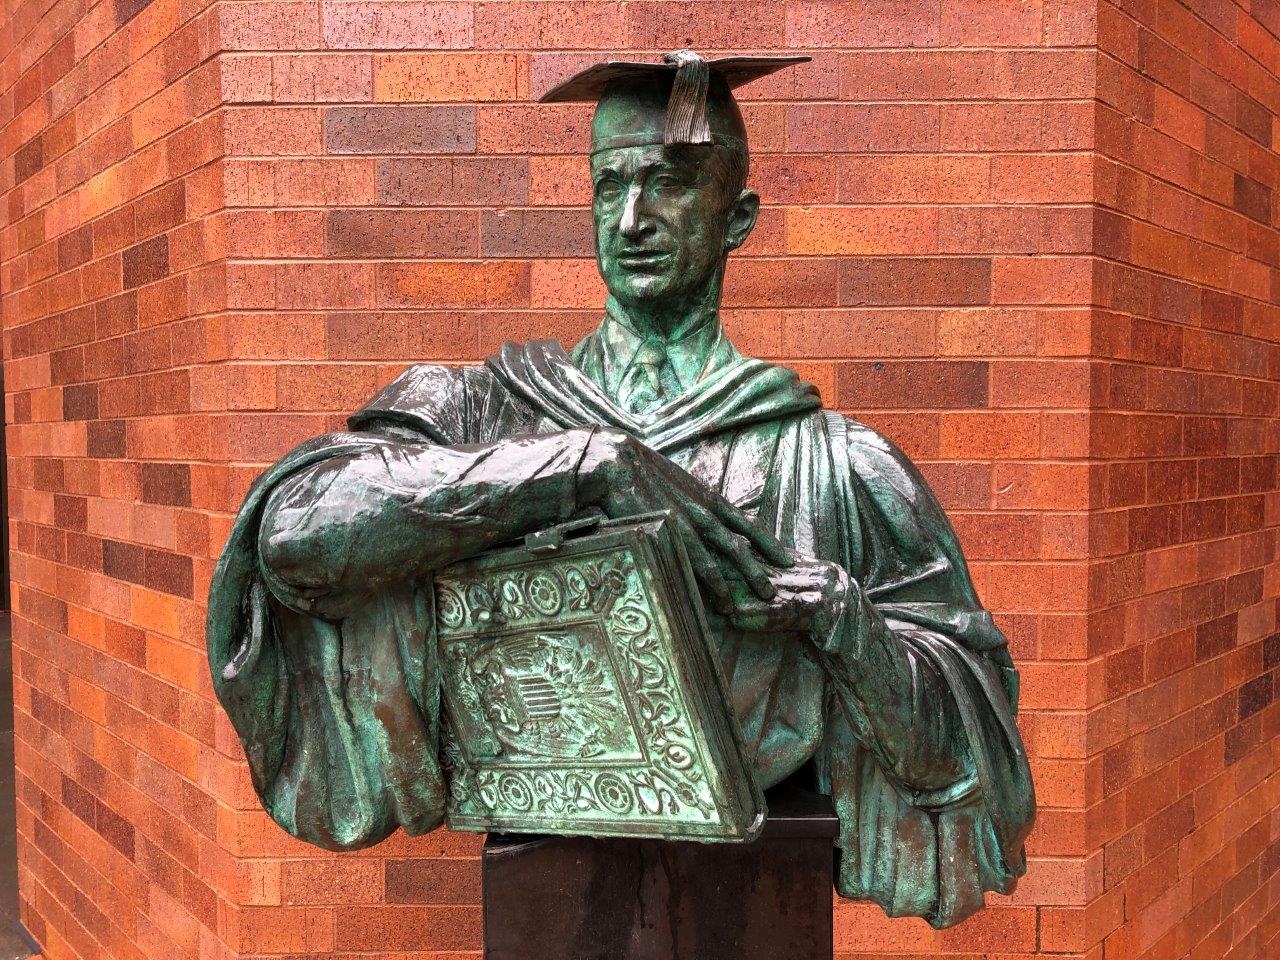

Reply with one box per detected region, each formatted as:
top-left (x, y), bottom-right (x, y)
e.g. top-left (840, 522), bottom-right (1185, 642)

top-left (207, 333), bottom-right (1034, 928)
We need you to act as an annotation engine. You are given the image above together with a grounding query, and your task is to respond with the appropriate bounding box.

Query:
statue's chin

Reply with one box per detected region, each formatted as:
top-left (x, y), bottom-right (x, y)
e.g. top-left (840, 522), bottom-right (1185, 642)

top-left (608, 281), bottom-right (666, 307)
top-left (607, 273), bottom-right (699, 313)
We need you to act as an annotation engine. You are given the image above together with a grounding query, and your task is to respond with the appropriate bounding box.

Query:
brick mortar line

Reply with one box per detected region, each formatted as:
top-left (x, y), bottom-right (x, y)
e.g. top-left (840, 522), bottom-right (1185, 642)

top-left (1090, 170), bottom-right (1280, 262)
top-left (2, 116), bottom-right (227, 232)
top-left (0, 0), bottom-right (100, 86)
top-left (0, 0), bottom-right (219, 118)
top-left (8, 862), bottom-right (120, 959)
top-left (215, 147), bottom-right (1101, 159)
top-left (13, 798), bottom-right (186, 955)
top-left (1092, 53), bottom-right (1278, 126)
top-left (215, 200), bottom-right (1103, 209)
top-left (1083, 249), bottom-right (1280, 316)
top-left (219, 95), bottom-right (1101, 105)
top-left (1100, 0), bottom-right (1280, 84)
top-left (1, 5), bottom-right (222, 161)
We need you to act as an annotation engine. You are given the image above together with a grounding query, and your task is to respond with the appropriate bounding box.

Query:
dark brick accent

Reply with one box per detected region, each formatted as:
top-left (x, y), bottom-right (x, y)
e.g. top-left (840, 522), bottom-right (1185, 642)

top-left (122, 234), bottom-right (169, 289)
top-left (325, 106), bottom-right (475, 155)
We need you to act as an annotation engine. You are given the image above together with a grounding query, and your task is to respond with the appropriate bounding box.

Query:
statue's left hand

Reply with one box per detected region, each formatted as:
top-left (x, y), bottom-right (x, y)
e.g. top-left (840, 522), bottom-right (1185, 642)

top-left (721, 553), bottom-right (852, 641)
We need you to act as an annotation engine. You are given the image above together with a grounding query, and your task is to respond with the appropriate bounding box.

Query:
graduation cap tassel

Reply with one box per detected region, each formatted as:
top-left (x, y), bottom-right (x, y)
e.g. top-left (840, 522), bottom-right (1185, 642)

top-left (662, 49), bottom-right (713, 145)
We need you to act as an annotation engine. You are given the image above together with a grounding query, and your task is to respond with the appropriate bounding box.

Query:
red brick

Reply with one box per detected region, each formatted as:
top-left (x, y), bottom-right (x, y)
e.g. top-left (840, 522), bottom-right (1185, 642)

top-left (384, 858), bottom-right (481, 904)
top-left (940, 0), bottom-right (1045, 46)
top-left (839, 257), bottom-right (992, 306)
top-left (334, 904), bottom-right (481, 951)
top-left (224, 106), bottom-right (324, 155)
top-left (222, 54), bottom-right (274, 102)
top-left (235, 905), bottom-right (334, 953)
top-left (480, 208), bottom-right (593, 258)
top-left (787, 104), bottom-right (940, 153)
top-left (740, 161), bottom-right (829, 210)
top-left (941, 411), bottom-right (1042, 459)
top-left (787, 207), bottom-right (938, 255)
top-left (373, 53), bottom-right (520, 102)
top-left (626, 1), bottom-right (784, 47)
top-left (473, 2), bottom-right (627, 48)
top-left (838, 360), bottom-right (989, 410)
top-left (272, 52), bottom-right (374, 102)
top-left (276, 262), bottom-right (375, 309)
top-left (379, 261), bottom-right (530, 308)
top-left (6, 3), bottom-right (1280, 960)
top-left (785, 0), bottom-right (940, 48)
top-left (725, 257), bottom-right (838, 308)
top-left (993, 256), bottom-right (1092, 305)
top-left (781, 309), bottom-right (937, 359)
top-left (325, 310), bottom-right (480, 360)
top-left (321, 1), bottom-right (474, 49)
top-left (277, 363), bottom-right (379, 410)
top-left (839, 155), bottom-right (990, 204)
top-left (221, 1), bottom-right (321, 50)
top-left (476, 103), bottom-right (592, 153)
top-left (378, 156), bottom-right (530, 206)
top-left (528, 259), bottom-right (605, 308)
top-left (121, 235), bottom-right (170, 289)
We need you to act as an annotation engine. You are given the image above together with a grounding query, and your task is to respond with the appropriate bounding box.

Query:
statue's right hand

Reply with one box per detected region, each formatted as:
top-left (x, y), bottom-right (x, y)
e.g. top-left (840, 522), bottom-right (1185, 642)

top-left (576, 428), bottom-right (793, 615)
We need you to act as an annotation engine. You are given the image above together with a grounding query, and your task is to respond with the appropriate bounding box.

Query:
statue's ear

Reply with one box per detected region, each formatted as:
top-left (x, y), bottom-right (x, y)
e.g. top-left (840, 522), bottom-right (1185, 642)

top-left (724, 189), bottom-right (760, 253)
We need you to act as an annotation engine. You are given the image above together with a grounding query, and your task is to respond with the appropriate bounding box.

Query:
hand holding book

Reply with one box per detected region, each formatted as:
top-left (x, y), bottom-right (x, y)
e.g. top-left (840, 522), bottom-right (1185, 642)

top-left (577, 426), bottom-right (794, 615)
top-left (718, 553), bottom-right (852, 643)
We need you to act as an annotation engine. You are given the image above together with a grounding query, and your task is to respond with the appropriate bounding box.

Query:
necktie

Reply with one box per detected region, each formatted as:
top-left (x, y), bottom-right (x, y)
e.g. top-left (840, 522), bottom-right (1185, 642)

top-left (619, 339), bottom-right (676, 416)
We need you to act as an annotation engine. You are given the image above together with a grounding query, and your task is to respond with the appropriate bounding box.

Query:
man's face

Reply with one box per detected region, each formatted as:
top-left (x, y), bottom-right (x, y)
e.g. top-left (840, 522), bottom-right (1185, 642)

top-left (591, 144), bottom-right (738, 311)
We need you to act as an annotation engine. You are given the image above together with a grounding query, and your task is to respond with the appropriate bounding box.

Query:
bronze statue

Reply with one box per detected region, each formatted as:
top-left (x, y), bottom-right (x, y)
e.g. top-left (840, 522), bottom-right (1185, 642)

top-left (207, 50), bottom-right (1034, 928)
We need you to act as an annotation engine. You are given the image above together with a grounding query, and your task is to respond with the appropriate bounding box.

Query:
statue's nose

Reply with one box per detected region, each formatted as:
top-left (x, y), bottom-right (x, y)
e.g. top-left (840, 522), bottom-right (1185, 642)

top-left (618, 183), bottom-right (651, 238)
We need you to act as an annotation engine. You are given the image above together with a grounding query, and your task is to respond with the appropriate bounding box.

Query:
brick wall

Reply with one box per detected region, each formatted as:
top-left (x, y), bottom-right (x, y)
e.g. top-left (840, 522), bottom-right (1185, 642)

top-left (1, 0), bottom-right (227, 956)
top-left (0, 1), bottom-right (1276, 959)
top-left (1085, 3), bottom-right (1280, 959)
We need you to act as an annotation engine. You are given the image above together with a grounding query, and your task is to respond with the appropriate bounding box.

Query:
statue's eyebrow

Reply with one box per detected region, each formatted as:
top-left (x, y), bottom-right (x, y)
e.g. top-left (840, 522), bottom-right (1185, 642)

top-left (590, 161), bottom-right (625, 182)
top-left (648, 158), bottom-right (702, 184)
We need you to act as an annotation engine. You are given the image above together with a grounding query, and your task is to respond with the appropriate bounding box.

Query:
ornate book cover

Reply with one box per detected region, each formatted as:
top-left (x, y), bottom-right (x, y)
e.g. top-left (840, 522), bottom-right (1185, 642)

top-left (434, 513), bottom-right (765, 842)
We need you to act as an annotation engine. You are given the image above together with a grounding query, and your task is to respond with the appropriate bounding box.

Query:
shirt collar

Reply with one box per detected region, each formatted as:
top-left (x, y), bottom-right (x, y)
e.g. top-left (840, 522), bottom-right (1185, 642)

top-left (598, 297), bottom-right (728, 396)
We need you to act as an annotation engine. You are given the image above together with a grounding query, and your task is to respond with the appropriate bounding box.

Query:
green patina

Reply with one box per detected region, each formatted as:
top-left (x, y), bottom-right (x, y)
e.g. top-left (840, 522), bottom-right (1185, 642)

top-left (207, 51), bottom-right (1035, 928)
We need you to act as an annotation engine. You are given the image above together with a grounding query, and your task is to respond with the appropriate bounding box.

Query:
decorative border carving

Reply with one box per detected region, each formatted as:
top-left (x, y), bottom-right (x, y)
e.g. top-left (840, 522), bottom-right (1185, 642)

top-left (436, 517), bottom-right (762, 840)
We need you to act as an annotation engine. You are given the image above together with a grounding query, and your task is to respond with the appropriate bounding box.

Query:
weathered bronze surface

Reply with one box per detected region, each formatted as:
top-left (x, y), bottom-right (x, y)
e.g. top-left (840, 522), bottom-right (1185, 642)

top-left (207, 49), bottom-right (1035, 928)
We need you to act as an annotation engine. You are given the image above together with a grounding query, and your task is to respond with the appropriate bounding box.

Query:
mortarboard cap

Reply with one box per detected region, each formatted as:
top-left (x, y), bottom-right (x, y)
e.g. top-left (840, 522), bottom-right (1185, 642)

top-left (540, 50), bottom-right (809, 154)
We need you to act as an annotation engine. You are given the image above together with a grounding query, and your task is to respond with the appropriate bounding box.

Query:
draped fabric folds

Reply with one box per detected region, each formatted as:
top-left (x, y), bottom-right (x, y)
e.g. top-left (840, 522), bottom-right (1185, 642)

top-left (489, 339), bottom-right (823, 453)
top-left (207, 339), bottom-right (1033, 925)
top-left (208, 434), bottom-right (448, 850)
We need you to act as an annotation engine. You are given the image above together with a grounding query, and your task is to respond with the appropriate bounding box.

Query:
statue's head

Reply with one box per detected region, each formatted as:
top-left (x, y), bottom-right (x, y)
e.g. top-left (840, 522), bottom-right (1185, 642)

top-left (542, 51), bottom-right (808, 317)
top-left (588, 77), bottom-right (756, 311)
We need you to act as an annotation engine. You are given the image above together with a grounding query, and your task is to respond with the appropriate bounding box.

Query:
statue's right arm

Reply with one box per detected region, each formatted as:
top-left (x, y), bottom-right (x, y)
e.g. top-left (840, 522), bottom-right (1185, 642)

top-left (258, 428), bottom-right (600, 619)
top-left (258, 423), bottom-right (793, 621)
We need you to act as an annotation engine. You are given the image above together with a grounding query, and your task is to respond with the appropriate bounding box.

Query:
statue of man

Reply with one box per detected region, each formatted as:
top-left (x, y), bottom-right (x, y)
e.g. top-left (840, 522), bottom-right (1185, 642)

top-left (208, 50), bottom-right (1034, 928)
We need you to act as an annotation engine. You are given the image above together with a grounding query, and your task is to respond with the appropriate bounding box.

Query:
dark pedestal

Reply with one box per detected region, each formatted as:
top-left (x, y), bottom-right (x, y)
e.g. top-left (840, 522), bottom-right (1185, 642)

top-left (481, 787), bottom-right (837, 960)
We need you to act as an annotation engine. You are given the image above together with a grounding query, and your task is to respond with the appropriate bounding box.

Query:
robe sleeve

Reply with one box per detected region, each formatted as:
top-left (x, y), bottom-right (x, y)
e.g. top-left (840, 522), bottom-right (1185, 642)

top-left (815, 414), bottom-right (1035, 928)
top-left (207, 431), bottom-right (450, 850)
top-left (256, 425), bottom-right (595, 620)
top-left (206, 363), bottom-right (588, 850)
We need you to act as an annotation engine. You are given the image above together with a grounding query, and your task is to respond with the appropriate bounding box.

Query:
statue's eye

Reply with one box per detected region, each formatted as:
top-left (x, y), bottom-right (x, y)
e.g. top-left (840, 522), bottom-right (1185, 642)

top-left (594, 179), bottom-right (623, 202)
top-left (649, 174), bottom-right (683, 194)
